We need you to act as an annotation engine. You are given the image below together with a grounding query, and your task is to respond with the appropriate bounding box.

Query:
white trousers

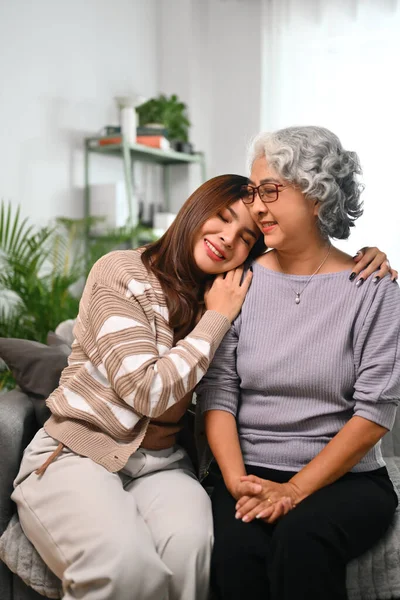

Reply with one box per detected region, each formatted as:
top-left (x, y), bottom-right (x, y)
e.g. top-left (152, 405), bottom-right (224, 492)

top-left (12, 428), bottom-right (213, 600)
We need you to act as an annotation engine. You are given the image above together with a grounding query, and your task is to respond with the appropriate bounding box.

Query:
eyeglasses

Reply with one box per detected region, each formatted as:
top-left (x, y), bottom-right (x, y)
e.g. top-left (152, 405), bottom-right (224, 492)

top-left (240, 183), bottom-right (286, 204)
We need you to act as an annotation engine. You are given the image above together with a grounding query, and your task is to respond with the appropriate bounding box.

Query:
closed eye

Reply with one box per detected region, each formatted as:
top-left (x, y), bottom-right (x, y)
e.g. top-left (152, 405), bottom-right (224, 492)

top-left (218, 213), bottom-right (229, 223)
top-left (241, 236), bottom-right (251, 246)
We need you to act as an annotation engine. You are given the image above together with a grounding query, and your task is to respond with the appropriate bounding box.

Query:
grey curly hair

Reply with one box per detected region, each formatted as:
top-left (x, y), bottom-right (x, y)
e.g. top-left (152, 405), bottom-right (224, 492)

top-left (247, 126), bottom-right (364, 239)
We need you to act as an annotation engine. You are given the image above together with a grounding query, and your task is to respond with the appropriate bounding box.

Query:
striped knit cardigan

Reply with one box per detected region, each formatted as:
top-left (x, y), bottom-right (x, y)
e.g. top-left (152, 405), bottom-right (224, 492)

top-left (44, 249), bottom-right (230, 472)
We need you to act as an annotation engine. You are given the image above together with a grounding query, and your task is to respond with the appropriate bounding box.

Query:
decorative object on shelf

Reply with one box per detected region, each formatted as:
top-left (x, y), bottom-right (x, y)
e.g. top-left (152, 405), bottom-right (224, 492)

top-left (136, 94), bottom-right (191, 147)
top-left (171, 140), bottom-right (194, 154)
top-left (115, 95), bottom-right (146, 145)
top-left (101, 125), bottom-right (121, 136)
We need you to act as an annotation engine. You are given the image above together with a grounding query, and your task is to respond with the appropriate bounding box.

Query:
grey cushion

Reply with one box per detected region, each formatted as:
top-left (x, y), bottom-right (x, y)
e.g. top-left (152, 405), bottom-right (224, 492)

top-left (346, 457), bottom-right (400, 599)
top-left (46, 332), bottom-right (69, 348)
top-left (0, 390), bottom-right (38, 536)
top-left (381, 410), bottom-right (400, 458)
top-left (0, 515), bottom-right (62, 599)
top-left (0, 338), bottom-right (70, 399)
top-left (0, 389), bottom-right (44, 599)
top-left (54, 319), bottom-right (76, 348)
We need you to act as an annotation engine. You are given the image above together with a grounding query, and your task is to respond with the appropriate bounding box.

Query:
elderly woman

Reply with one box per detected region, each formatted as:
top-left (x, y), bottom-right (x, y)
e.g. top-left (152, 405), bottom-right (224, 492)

top-left (196, 126), bottom-right (400, 600)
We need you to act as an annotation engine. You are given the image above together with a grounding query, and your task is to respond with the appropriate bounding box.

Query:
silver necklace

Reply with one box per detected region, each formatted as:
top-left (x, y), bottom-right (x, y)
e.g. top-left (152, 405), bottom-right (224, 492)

top-left (275, 244), bottom-right (332, 304)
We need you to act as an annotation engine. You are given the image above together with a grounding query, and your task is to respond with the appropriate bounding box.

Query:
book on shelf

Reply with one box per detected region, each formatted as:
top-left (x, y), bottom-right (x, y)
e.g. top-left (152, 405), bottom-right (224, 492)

top-left (95, 135), bottom-right (171, 150)
top-left (137, 126), bottom-right (168, 136)
top-left (98, 125), bottom-right (168, 138)
top-left (96, 136), bottom-right (122, 146)
top-left (136, 135), bottom-right (171, 150)
top-left (101, 125), bottom-right (121, 136)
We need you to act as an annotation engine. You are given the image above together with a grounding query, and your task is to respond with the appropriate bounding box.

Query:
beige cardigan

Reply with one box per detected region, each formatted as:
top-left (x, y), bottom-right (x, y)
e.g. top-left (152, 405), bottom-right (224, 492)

top-left (44, 248), bottom-right (230, 472)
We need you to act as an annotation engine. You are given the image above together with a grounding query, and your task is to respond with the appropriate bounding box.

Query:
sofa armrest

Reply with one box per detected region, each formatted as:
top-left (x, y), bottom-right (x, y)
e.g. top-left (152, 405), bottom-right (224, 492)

top-left (381, 408), bottom-right (400, 458)
top-left (0, 390), bottom-right (38, 535)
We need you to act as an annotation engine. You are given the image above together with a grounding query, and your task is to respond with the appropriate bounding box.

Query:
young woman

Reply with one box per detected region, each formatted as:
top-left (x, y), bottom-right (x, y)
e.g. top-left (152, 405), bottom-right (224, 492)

top-left (11, 175), bottom-right (259, 600)
top-left (11, 171), bottom-right (395, 600)
top-left (197, 127), bottom-right (400, 600)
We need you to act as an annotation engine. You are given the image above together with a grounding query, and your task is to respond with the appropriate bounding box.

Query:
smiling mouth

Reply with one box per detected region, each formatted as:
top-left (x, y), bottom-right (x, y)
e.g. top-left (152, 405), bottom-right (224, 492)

top-left (261, 221), bottom-right (277, 230)
top-left (205, 239), bottom-right (225, 259)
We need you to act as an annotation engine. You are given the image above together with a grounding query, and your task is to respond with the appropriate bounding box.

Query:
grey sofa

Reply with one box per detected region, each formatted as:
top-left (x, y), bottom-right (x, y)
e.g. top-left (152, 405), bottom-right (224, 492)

top-left (1, 343), bottom-right (400, 598)
top-left (0, 334), bottom-right (71, 600)
top-left (0, 388), bottom-right (54, 600)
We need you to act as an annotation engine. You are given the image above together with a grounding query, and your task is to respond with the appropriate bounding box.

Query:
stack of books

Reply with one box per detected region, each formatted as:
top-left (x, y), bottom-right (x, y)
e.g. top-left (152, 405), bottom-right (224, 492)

top-left (137, 126), bottom-right (170, 150)
top-left (97, 126), bottom-right (170, 150)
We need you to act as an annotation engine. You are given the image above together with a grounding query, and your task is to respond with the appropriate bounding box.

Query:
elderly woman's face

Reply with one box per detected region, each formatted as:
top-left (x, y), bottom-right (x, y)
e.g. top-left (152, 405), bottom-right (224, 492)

top-left (247, 157), bottom-right (320, 249)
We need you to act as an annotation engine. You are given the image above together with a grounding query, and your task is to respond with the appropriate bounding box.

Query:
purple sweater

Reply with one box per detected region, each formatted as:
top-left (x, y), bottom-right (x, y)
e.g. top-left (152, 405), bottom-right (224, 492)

top-left (196, 264), bottom-right (400, 472)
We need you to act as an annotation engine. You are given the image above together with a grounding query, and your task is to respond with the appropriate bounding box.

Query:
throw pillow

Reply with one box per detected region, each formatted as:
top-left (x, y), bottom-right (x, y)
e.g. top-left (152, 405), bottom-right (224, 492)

top-left (0, 338), bottom-right (70, 399)
top-left (47, 331), bottom-right (70, 347)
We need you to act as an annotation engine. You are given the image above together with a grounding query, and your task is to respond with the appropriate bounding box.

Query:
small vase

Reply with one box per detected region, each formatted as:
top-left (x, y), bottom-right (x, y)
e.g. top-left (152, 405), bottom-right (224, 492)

top-left (115, 96), bottom-right (146, 145)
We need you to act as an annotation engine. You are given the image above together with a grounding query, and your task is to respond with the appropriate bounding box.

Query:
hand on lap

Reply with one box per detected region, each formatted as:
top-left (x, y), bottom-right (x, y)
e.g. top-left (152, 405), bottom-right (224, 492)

top-left (235, 476), bottom-right (302, 524)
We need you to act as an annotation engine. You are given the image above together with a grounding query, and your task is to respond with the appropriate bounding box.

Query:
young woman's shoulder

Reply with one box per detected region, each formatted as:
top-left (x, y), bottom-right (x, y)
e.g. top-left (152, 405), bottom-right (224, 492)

top-left (87, 248), bottom-right (159, 295)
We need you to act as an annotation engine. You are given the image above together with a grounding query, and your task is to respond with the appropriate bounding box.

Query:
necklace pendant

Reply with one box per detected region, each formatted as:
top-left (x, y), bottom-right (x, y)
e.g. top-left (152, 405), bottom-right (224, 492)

top-left (295, 293), bottom-right (301, 304)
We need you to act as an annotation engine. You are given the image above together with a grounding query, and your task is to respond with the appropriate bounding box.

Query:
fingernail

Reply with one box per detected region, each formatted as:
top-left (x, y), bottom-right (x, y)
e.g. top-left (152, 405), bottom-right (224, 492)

top-left (352, 251), bottom-right (361, 259)
top-left (235, 512), bottom-right (241, 519)
top-left (349, 272), bottom-right (356, 281)
top-left (249, 266), bottom-right (253, 273)
top-left (356, 277), bottom-right (364, 287)
top-left (373, 276), bottom-right (380, 284)
top-left (255, 514), bottom-right (262, 519)
top-left (242, 516), bottom-right (249, 522)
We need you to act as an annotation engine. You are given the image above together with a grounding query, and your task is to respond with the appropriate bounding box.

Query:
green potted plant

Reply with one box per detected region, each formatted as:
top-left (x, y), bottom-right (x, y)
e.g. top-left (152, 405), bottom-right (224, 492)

top-left (0, 203), bottom-right (158, 391)
top-left (0, 202), bottom-right (83, 344)
top-left (136, 94), bottom-right (192, 152)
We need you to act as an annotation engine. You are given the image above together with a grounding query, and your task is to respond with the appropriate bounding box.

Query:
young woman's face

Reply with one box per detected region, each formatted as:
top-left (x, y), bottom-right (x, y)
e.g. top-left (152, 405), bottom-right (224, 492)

top-left (192, 200), bottom-right (260, 274)
top-left (248, 157), bottom-right (320, 250)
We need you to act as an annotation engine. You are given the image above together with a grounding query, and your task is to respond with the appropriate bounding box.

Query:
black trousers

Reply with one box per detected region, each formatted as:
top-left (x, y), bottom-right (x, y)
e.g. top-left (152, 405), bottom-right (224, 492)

top-left (211, 464), bottom-right (398, 600)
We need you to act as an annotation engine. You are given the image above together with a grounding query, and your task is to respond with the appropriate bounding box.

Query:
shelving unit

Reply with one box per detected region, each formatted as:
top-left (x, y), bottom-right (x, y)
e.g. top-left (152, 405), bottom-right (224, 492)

top-left (84, 135), bottom-right (207, 234)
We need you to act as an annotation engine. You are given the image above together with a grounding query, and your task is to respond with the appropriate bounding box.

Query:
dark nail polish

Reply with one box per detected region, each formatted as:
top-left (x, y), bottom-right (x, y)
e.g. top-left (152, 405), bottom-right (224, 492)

top-left (356, 277), bottom-right (365, 288)
top-left (373, 276), bottom-right (380, 284)
top-left (349, 272), bottom-right (356, 281)
top-left (249, 266), bottom-right (253, 273)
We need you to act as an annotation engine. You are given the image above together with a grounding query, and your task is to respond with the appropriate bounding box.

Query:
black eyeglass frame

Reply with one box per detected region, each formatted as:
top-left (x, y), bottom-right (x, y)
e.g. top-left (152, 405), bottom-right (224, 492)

top-left (240, 182), bottom-right (286, 204)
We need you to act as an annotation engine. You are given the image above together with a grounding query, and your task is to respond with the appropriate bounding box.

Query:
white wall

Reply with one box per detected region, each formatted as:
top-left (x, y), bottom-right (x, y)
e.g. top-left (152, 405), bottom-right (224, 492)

top-left (5, 0), bottom-right (393, 268)
top-left (158, 0), bottom-right (263, 212)
top-left (206, 0), bottom-right (262, 177)
top-left (0, 0), bottom-right (159, 226)
top-left (1, 0), bottom-right (263, 225)
top-left (261, 0), bottom-right (400, 264)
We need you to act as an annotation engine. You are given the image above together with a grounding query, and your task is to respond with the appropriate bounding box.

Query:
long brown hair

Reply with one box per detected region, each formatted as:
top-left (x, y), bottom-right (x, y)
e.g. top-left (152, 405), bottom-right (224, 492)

top-left (142, 174), bottom-right (265, 341)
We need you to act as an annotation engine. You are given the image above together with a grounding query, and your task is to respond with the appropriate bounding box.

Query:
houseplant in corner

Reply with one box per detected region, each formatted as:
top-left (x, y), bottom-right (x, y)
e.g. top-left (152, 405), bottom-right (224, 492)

top-left (0, 202), bottom-right (83, 389)
top-left (0, 204), bottom-right (157, 390)
top-left (136, 94), bottom-right (192, 152)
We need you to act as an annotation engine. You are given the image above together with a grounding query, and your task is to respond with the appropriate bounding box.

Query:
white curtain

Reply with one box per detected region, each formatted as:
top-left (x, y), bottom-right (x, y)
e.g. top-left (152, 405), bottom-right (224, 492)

top-left (261, 0), bottom-right (400, 264)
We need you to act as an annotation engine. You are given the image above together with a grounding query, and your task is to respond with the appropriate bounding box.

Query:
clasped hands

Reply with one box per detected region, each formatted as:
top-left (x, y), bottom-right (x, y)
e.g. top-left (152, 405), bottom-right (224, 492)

top-left (231, 476), bottom-right (304, 525)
